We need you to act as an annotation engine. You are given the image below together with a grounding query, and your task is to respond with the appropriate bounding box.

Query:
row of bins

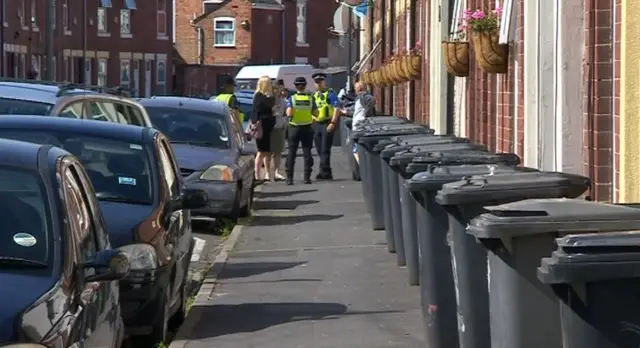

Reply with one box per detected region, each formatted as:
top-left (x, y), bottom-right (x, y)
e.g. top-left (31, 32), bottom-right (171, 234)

top-left (347, 115), bottom-right (640, 348)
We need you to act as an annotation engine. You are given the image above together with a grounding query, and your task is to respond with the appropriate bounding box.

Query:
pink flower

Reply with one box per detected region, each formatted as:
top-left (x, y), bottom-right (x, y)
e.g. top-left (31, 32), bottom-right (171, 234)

top-left (462, 9), bottom-right (473, 20)
top-left (471, 10), bottom-right (485, 20)
top-left (492, 5), bottom-right (503, 15)
top-left (458, 24), bottom-right (467, 31)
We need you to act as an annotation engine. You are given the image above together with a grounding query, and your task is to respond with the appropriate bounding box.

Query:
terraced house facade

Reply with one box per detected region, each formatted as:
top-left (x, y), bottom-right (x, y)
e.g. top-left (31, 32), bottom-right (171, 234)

top-left (0, 0), bottom-right (173, 95)
top-left (360, 0), bottom-right (626, 202)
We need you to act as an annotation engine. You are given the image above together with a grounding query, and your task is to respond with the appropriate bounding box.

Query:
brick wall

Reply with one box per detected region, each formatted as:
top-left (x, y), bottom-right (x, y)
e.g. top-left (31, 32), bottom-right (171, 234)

top-left (584, 0), bottom-right (615, 202)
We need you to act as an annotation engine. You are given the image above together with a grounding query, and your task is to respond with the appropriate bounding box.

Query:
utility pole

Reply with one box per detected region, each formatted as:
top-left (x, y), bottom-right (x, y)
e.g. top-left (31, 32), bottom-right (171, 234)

top-left (346, 11), bottom-right (353, 94)
top-left (82, 0), bottom-right (87, 82)
top-left (45, 0), bottom-right (54, 80)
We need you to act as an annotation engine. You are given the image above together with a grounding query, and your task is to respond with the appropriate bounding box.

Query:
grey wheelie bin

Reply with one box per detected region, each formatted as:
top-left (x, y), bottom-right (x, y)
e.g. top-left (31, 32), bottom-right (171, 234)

top-left (376, 136), bottom-right (473, 256)
top-left (468, 199), bottom-right (640, 348)
top-left (378, 140), bottom-right (484, 262)
top-left (392, 151), bottom-right (520, 286)
top-left (404, 163), bottom-right (527, 348)
top-left (539, 229), bottom-right (640, 348)
top-left (434, 172), bottom-right (590, 348)
top-left (354, 125), bottom-right (433, 230)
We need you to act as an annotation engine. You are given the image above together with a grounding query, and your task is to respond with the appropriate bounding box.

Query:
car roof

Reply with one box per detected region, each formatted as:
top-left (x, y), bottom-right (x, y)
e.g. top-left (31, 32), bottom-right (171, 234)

top-left (138, 96), bottom-right (229, 114)
top-left (0, 138), bottom-right (63, 171)
top-left (0, 116), bottom-right (152, 143)
top-left (0, 82), bottom-right (98, 104)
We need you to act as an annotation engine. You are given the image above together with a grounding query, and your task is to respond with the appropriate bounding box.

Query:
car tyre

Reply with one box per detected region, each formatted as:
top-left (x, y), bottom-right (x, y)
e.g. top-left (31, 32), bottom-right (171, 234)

top-left (168, 275), bottom-right (188, 331)
top-left (134, 287), bottom-right (170, 348)
top-left (239, 182), bottom-right (254, 218)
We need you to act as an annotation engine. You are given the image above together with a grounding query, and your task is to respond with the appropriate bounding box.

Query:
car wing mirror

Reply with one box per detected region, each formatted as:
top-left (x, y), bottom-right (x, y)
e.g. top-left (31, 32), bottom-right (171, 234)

top-left (80, 249), bottom-right (130, 283)
top-left (241, 142), bottom-right (257, 155)
top-left (174, 188), bottom-right (209, 211)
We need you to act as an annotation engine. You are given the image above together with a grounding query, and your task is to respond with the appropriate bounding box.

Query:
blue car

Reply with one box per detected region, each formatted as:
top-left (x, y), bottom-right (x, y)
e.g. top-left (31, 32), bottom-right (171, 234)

top-left (139, 96), bottom-right (257, 222)
top-left (0, 116), bottom-right (209, 346)
top-left (0, 138), bottom-right (131, 347)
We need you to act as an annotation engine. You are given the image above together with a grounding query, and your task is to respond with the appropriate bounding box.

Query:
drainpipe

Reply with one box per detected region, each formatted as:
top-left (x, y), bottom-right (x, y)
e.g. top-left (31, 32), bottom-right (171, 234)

top-left (282, 6), bottom-right (286, 63)
top-left (408, 0), bottom-right (416, 121)
top-left (190, 18), bottom-right (204, 65)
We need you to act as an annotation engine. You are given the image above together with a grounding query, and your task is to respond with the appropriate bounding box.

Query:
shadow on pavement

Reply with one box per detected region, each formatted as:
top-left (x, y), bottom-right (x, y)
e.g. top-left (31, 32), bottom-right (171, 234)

top-left (254, 199), bottom-right (319, 210)
top-left (224, 278), bottom-right (323, 284)
top-left (258, 189), bottom-right (318, 198)
top-left (184, 302), bottom-right (406, 340)
top-left (250, 214), bottom-right (344, 226)
top-left (216, 261), bottom-right (307, 280)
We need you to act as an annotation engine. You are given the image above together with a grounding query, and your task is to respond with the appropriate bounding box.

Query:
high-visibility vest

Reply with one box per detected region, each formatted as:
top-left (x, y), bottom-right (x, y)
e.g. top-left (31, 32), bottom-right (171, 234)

top-left (289, 93), bottom-right (313, 126)
top-left (314, 89), bottom-right (335, 123)
top-left (215, 94), bottom-right (245, 123)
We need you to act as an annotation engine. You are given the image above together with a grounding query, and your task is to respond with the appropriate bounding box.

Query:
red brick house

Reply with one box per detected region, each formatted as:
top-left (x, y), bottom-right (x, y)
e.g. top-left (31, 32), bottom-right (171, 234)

top-left (1, 0), bottom-right (173, 95)
top-left (173, 0), bottom-right (338, 96)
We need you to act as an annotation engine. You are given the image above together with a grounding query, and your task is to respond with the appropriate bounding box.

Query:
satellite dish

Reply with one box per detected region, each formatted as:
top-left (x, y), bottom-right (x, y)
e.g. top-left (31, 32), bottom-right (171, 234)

top-left (330, 2), bottom-right (352, 36)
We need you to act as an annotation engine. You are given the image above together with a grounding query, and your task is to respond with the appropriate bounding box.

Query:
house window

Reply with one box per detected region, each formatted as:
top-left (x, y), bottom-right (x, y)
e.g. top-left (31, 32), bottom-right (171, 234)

top-left (97, 8), bottom-right (107, 32)
top-left (51, 56), bottom-right (56, 81)
top-left (63, 0), bottom-right (70, 32)
top-left (19, 0), bottom-right (26, 28)
top-left (156, 60), bottom-right (166, 94)
top-left (64, 57), bottom-right (70, 81)
top-left (157, 0), bottom-right (167, 37)
top-left (120, 59), bottom-right (131, 87)
top-left (85, 58), bottom-right (92, 84)
top-left (2, 0), bottom-right (6, 25)
top-left (124, 0), bottom-right (137, 10)
top-left (296, 0), bottom-right (307, 44)
top-left (31, 0), bottom-right (37, 29)
top-left (120, 9), bottom-right (131, 35)
top-left (213, 18), bottom-right (235, 47)
top-left (31, 55), bottom-right (40, 79)
top-left (99, 0), bottom-right (112, 7)
top-left (97, 59), bottom-right (107, 86)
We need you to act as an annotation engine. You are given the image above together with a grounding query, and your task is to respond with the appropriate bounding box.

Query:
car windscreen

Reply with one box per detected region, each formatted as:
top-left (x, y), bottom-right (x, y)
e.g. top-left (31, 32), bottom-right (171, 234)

top-left (0, 130), bottom-right (153, 205)
top-left (145, 106), bottom-right (231, 149)
top-left (0, 168), bottom-right (51, 266)
top-left (0, 98), bottom-right (53, 116)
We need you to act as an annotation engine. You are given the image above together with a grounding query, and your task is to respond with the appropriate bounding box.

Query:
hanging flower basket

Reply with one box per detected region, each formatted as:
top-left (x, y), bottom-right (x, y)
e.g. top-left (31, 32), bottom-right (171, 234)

top-left (398, 55), bottom-right (412, 81)
top-left (394, 58), bottom-right (408, 83)
top-left (471, 32), bottom-right (508, 74)
top-left (381, 64), bottom-right (391, 86)
top-left (360, 71), bottom-right (370, 84)
top-left (389, 58), bottom-right (403, 84)
top-left (442, 41), bottom-right (470, 77)
top-left (371, 70), bottom-right (381, 86)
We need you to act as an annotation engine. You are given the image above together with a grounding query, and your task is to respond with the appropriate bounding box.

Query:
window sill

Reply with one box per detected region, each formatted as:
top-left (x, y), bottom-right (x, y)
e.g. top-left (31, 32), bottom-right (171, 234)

top-left (98, 31), bottom-right (111, 37)
top-left (64, 30), bottom-right (72, 36)
top-left (21, 25), bottom-right (29, 31)
top-left (121, 33), bottom-right (133, 39)
top-left (32, 27), bottom-right (39, 32)
top-left (214, 44), bottom-right (236, 48)
top-left (2, 22), bottom-right (7, 28)
top-left (296, 42), bottom-right (309, 48)
top-left (157, 35), bottom-right (169, 40)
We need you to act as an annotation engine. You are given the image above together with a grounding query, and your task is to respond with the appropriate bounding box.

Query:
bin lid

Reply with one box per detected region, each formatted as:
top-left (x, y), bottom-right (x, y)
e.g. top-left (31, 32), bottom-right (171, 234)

top-left (405, 164), bottom-right (523, 193)
top-left (374, 134), bottom-right (446, 153)
top-left (468, 199), bottom-right (640, 239)
top-left (413, 152), bottom-right (521, 165)
top-left (379, 137), bottom-right (469, 158)
top-left (353, 126), bottom-right (432, 145)
top-left (360, 116), bottom-right (409, 124)
top-left (389, 143), bottom-right (487, 166)
top-left (538, 231), bottom-right (640, 284)
top-left (434, 171), bottom-right (590, 206)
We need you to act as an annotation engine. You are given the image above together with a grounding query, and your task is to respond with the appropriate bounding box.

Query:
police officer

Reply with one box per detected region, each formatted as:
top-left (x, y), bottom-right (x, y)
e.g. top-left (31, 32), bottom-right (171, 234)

top-left (213, 75), bottom-right (245, 123)
top-left (285, 77), bottom-right (318, 185)
top-left (312, 72), bottom-right (340, 180)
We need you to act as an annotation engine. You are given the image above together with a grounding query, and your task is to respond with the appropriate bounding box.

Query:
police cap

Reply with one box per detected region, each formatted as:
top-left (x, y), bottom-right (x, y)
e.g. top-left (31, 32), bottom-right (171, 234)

top-left (312, 73), bottom-right (327, 82)
top-left (294, 77), bottom-right (307, 85)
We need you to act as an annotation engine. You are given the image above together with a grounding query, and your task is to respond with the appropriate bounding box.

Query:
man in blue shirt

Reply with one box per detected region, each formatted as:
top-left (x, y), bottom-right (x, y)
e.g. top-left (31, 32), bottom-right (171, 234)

top-left (312, 73), bottom-right (341, 180)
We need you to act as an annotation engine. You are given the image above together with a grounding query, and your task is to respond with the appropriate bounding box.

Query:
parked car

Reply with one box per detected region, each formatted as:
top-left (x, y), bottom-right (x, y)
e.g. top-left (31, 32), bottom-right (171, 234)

top-left (0, 138), bottom-right (132, 347)
top-left (0, 116), bottom-right (209, 346)
top-left (139, 96), bottom-right (257, 222)
top-left (0, 78), bottom-right (152, 126)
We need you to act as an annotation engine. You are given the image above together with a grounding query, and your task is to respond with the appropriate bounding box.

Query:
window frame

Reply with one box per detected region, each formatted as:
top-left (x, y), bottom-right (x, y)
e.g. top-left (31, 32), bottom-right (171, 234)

top-left (97, 7), bottom-right (108, 33)
top-left (120, 9), bottom-right (131, 36)
top-left (97, 59), bottom-right (107, 87)
top-left (295, 0), bottom-right (307, 45)
top-left (156, 60), bottom-right (166, 94)
top-left (498, 0), bottom-right (515, 44)
top-left (84, 58), bottom-right (92, 84)
top-left (30, 0), bottom-right (38, 30)
top-left (213, 17), bottom-right (236, 47)
top-left (120, 59), bottom-right (131, 87)
top-left (63, 165), bottom-right (98, 263)
top-left (63, 0), bottom-right (70, 33)
top-left (19, 0), bottom-right (27, 28)
top-left (157, 0), bottom-right (167, 37)
top-left (157, 139), bottom-right (179, 198)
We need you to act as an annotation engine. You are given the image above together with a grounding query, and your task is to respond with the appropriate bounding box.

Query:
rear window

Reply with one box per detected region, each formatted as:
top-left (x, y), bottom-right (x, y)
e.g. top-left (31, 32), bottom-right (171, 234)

top-left (0, 98), bottom-right (52, 116)
top-left (146, 106), bottom-right (231, 149)
top-left (0, 168), bottom-right (50, 265)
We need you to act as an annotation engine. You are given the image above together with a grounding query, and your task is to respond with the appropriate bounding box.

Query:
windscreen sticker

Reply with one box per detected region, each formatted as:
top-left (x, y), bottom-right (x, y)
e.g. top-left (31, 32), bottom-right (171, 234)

top-left (13, 233), bottom-right (37, 247)
top-left (129, 144), bottom-right (143, 150)
top-left (118, 177), bottom-right (137, 186)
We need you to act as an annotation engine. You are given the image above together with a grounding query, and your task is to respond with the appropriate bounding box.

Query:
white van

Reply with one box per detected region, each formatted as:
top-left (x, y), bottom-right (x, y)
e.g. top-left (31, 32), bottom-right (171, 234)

top-left (235, 64), bottom-right (317, 93)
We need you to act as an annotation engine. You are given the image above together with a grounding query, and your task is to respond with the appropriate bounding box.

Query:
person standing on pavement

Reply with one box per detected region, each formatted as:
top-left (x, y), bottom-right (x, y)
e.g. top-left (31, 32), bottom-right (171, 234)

top-left (269, 80), bottom-right (288, 181)
top-left (252, 76), bottom-right (276, 181)
top-left (312, 73), bottom-right (340, 180)
top-left (351, 82), bottom-right (376, 130)
top-left (213, 76), bottom-right (245, 124)
top-left (285, 77), bottom-right (318, 185)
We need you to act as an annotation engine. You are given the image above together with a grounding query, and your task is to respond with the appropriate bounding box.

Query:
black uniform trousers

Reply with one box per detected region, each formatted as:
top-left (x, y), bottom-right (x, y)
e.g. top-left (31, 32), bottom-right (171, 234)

top-left (313, 120), bottom-right (334, 175)
top-left (286, 124), bottom-right (314, 179)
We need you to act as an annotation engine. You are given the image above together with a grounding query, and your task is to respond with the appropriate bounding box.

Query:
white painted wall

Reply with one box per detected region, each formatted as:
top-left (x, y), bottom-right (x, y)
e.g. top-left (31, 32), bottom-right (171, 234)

top-left (429, 0), bottom-right (448, 134)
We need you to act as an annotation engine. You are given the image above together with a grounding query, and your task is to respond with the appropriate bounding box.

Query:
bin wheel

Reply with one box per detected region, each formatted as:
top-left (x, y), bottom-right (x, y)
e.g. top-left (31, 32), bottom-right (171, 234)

top-left (352, 171), bottom-right (360, 181)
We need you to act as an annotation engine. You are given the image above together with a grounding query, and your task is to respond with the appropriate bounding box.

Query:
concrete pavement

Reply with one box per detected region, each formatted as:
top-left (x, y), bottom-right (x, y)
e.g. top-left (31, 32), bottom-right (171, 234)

top-left (171, 149), bottom-right (424, 348)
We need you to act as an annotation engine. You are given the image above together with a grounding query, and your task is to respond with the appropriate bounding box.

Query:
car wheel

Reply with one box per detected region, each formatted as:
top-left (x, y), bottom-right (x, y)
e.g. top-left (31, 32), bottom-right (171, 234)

top-left (239, 183), bottom-right (254, 218)
top-left (168, 275), bottom-right (188, 331)
top-left (134, 287), bottom-right (169, 347)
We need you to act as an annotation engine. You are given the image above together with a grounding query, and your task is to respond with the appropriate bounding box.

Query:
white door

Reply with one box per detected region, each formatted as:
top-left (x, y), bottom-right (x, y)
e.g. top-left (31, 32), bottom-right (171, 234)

top-left (144, 60), bottom-right (152, 97)
top-left (133, 60), bottom-right (140, 97)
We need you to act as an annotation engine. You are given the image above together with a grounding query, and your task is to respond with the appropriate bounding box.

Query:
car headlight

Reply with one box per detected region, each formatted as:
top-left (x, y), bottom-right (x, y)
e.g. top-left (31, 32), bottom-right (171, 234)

top-left (118, 244), bottom-right (158, 270)
top-left (199, 165), bottom-right (234, 181)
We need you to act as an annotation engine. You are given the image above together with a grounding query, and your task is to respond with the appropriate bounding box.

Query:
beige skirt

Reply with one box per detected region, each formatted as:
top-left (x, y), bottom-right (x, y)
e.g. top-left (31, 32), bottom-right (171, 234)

top-left (270, 126), bottom-right (286, 153)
